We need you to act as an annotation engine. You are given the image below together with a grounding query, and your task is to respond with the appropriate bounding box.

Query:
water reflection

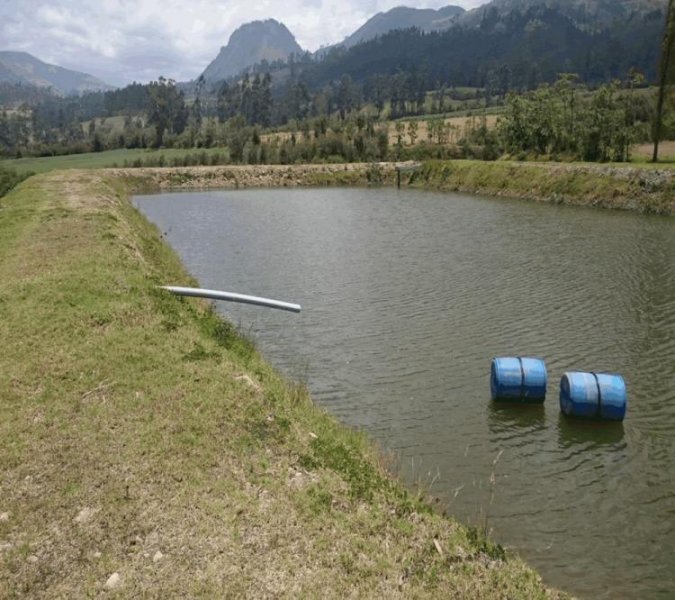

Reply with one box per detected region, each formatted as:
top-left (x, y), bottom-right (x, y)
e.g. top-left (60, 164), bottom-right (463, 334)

top-left (557, 414), bottom-right (626, 447)
top-left (488, 402), bottom-right (547, 433)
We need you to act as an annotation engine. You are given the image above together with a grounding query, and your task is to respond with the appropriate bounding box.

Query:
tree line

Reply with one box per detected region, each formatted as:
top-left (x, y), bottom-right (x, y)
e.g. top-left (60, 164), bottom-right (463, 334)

top-left (0, 73), bottom-right (667, 165)
top-left (496, 74), bottom-right (652, 162)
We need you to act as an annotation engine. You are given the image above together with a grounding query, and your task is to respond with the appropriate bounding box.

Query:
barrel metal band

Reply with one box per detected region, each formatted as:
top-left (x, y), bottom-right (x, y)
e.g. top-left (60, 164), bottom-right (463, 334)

top-left (517, 357), bottom-right (525, 401)
top-left (592, 372), bottom-right (603, 419)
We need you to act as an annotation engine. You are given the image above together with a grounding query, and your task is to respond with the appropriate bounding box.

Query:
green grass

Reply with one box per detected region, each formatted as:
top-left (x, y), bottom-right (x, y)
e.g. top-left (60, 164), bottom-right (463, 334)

top-left (1, 147), bottom-right (231, 174)
top-left (409, 159), bottom-right (675, 214)
top-left (0, 169), bottom-right (568, 597)
top-left (7, 145), bottom-right (673, 177)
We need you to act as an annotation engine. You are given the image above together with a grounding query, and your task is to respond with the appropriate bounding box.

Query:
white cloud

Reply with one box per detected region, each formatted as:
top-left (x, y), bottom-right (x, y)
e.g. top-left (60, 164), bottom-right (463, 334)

top-left (0, 0), bottom-right (489, 86)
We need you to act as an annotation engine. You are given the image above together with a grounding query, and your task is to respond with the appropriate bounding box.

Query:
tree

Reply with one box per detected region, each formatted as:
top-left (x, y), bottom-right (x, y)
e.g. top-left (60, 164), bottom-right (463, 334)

top-left (259, 73), bottom-right (273, 127)
top-left (147, 77), bottom-right (188, 148)
top-left (407, 121), bottom-right (418, 145)
top-left (337, 75), bottom-right (355, 120)
top-left (377, 127), bottom-right (389, 159)
top-left (193, 75), bottom-right (205, 127)
top-left (498, 76), bottom-right (637, 162)
top-left (395, 121), bottom-right (405, 147)
top-left (287, 82), bottom-right (310, 122)
top-left (654, 0), bottom-right (675, 162)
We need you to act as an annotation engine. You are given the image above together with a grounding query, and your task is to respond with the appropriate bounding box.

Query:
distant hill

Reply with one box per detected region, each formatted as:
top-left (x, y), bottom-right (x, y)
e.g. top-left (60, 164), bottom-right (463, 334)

top-left (340, 5), bottom-right (465, 48)
top-left (0, 81), bottom-right (59, 107)
top-left (0, 51), bottom-right (114, 95)
top-left (0, 62), bottom-right (23, 85)
top-left (299, 0), bottom-right (667, 90)
top-left (456, 0), bottom-right (665, 29)
top-left (201, 20), bottom-right (303, 82)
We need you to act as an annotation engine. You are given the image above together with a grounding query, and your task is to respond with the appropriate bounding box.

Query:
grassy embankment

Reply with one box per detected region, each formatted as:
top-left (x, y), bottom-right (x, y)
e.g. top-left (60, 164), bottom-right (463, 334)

top-left (103, 160), bottom-right (675, 216)
top-left (0, 168), bottom-right (566, 597)
top-left (3, 149), bottom-right (674, 214)
top-left (408, 160), bottom-right (675, 215)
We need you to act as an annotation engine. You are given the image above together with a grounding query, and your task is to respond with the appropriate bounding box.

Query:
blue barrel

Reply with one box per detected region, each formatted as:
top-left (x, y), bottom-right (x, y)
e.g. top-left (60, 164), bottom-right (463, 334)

top-left (490, 357), bottom-right (547, 403)
top-left (559, 372), bottom-right (627, 421)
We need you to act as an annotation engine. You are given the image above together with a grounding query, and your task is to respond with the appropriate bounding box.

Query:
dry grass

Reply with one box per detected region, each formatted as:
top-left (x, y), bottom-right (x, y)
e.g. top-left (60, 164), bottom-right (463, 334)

top-left (0, 169), bottom-right (568, 598)
top-left (633, 141), bottom-right (675, 161)
top-left (261, 115), bottom-right (499, 148)
top-left (387, 116), bottom-right (499, 147)
top-left (107, 162), bottom-right (399, 191)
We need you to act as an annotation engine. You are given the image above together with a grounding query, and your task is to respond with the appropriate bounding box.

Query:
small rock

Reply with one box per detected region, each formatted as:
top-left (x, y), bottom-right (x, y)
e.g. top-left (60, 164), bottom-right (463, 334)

top-left (27, 555), bottom-right (38, 564)
top-left (289, 471), bottom-right (306, 488)
top-left (74, 507), bottom-right (96, 524)
top-left (0, 512), bottom-right (9, 522)
top-left (0, 543), bottom-right (12, 552)
top-left (235, 374), bottom-right (261, 391)
top-left (105, 572), bottom-right (121, 590)
top-left (152, 550), bottom-right (163, 563)
top-left (93, 551), bottom-right (102, 559)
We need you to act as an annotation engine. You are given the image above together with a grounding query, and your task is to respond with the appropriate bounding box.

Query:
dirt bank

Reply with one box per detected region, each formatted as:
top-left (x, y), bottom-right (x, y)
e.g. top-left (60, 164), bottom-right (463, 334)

top-left (109, 162), bottom-right (400, 191)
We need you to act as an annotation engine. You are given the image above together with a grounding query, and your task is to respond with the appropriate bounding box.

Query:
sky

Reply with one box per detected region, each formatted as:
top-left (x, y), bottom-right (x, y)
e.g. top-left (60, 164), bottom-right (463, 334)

top-left (0, 0), bottom-right (487, 86)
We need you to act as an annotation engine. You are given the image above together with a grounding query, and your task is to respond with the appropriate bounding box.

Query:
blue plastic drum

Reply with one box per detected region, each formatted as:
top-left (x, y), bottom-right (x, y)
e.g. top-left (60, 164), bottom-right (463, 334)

top-left (490, 357), bottom-right (547, 403)
top-left (559, 372), bottom-right (627, 421)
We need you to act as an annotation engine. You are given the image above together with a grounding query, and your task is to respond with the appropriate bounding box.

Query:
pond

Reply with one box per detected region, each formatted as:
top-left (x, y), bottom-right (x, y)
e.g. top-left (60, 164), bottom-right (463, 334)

top-left (134, 187), bottom-right (675, 599)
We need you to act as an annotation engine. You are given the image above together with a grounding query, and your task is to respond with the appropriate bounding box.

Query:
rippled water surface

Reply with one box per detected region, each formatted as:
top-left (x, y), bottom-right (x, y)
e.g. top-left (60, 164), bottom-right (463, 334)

top-left (135, 188), bottom-right (675, 599)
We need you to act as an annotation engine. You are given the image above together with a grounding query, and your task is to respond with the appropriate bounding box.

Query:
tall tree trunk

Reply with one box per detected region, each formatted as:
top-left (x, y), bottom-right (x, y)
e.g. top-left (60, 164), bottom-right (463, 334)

top-left (653, 0), bottom-right (675, 162)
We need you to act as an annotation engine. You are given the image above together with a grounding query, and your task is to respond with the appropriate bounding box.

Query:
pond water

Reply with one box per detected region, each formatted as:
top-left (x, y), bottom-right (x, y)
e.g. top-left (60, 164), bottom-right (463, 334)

top-left (134, 188), bottom-right (675, 599)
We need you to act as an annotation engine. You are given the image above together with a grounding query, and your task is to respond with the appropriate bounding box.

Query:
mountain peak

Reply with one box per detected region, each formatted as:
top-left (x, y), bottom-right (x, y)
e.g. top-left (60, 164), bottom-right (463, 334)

top-left (340, 5), bottom-right (465, 48)
top-left (202, 19), bottom-right (302, 82)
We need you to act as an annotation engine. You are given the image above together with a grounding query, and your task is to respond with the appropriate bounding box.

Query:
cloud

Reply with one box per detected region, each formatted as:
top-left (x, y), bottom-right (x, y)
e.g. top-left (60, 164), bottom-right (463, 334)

top-left (0, 0), bottom-right (488, 86)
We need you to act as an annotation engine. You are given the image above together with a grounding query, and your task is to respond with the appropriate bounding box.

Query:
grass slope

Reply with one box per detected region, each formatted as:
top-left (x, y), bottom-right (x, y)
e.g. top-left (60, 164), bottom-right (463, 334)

top-left (0, 170), bottom-right (567, 597)
top-left (409, 160), bottom-right (675, 215)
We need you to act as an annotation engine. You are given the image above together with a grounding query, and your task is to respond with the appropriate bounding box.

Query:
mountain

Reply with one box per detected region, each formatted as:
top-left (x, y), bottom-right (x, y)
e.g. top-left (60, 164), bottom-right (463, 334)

top-left (0, 51), bottom-right (114, 95)
top-left (456, 0), bottom-right (665, 29)
top-left (202, 19), bottom-right (303, 82)
top-left (0, 62), bottom-right (23, 85)
top-left (298, 0), bottom-right (667, 90)
top-left (197, 0), bottom-right (666, 92)
top-left (340, 5), bottom-right (466, 48)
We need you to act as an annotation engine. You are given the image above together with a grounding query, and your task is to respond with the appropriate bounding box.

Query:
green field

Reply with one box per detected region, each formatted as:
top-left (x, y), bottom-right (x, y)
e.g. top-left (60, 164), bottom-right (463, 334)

top-left (1, 147), bottom-right (231, 174)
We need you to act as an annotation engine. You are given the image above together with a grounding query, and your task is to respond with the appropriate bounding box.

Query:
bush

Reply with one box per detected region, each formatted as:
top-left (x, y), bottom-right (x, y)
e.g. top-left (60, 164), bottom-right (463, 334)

top-left (0, 164), bottom-right (32, 198)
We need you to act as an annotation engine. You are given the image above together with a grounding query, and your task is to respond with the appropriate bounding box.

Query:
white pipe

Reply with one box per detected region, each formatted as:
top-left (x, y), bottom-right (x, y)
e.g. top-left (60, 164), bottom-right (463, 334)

top-left (160, 286), bottom-right (301, 313)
